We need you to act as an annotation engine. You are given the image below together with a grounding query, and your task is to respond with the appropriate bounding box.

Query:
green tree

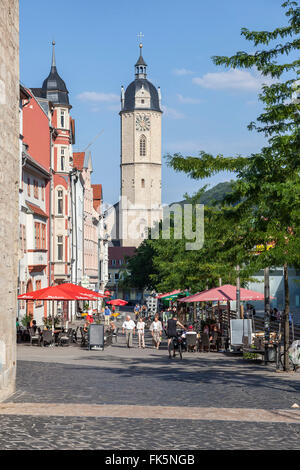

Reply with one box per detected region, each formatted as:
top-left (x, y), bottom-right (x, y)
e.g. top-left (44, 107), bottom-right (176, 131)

top-left (118, 240), bottom-right (158, 291)
top-left (167, 1), bottom-right (300, 369)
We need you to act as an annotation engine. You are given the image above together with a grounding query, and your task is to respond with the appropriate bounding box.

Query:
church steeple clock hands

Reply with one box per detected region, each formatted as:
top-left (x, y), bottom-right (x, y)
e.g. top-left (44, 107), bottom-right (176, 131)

top-left (119, 39), bottom-right (163, 247)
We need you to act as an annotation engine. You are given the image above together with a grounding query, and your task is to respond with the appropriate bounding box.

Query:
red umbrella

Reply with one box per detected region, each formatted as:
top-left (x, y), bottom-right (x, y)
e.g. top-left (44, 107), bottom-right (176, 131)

top-left (104, 290), bottom-right (111, 296)
top-left (18, 283), bottom-right (105, 300)
top-left (178, 284), bottom-right (273, 303)
top-left (106, 299), bottom-right (128, 306)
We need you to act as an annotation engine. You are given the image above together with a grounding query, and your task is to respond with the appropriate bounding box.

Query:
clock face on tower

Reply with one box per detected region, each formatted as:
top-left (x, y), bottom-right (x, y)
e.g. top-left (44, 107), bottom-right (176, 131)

top-left (136, 114), bottom-right (150, 131)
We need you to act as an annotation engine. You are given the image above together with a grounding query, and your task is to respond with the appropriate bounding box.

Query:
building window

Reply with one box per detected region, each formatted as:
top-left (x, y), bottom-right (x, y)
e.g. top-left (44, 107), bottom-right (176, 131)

top-left (41, 224), bottom-right (46, 249)
top-left (35, 280), bottom-right (42, 306)
top-left (41, 183), bottom-right (45, 201)
top-left (57, 235), bottom-right (63, 261)
top-left (57, 189), bottom-right (63, 215)
top-left (35, 222), bottom-right (41, 249)
top-left (141, 179), bottom-right (145, 188)
top-left (112, 259), bottom-right (116, 266)
top-left (60, 110), bottom-right (65, 128)
top-left (60, 148), bottom-right (65, 171)
top-left (27, 177), bottom-right (31, 196)
top-left (140, 135), bottom-right (146, 157)
top-left (33, 180), bottom-right (39, 199)
top-left (115, 273), bottom-right (119, 281)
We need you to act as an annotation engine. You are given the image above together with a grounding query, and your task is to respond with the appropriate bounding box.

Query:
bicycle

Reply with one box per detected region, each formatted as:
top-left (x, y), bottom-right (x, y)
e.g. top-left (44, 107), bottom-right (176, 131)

top-left (168, 330), bottom-right (186, 360)
top-left (278, 341), bottom-right (300, 372)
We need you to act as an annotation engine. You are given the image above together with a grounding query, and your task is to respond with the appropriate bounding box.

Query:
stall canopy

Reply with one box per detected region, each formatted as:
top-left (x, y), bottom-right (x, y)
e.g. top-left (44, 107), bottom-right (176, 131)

top-left (178, 284), bottom-right (271, 303)
top-left (106, 299), bottom-right (128, 306)
top-left (157, 290), bottom-right (188, 300)
top-left (18, 283), bottom-right (106, 301)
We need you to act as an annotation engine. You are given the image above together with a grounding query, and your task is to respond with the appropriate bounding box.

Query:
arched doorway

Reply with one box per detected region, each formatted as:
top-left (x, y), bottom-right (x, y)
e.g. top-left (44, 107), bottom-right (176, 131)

top-left (26, 279), bottom-right (34, 319)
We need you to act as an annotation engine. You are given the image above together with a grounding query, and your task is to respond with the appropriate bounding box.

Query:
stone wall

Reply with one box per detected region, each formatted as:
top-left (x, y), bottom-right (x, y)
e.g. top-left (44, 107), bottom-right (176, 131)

top-left (0, 1), bottom-right (19, 401)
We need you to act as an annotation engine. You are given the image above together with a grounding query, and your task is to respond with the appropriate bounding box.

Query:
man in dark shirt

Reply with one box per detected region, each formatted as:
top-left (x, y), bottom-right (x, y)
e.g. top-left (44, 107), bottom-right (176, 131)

top-left (167, 314), bottom-right (185, 357)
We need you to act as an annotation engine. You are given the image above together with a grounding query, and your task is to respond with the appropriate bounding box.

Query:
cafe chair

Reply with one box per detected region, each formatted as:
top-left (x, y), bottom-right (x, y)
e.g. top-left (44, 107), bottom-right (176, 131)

top-left (42, 330), bottom-right (54, 347)
top-left (29, 327), bottom-right (42, 346)
top-left (186, 333), bottom-right (197, 352)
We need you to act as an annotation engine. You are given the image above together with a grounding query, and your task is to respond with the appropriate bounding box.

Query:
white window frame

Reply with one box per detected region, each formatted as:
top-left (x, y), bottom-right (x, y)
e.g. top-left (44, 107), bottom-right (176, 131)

top-left (57, 235), bottom-right (63, 261)
top-left (57, 188), bottom-right (64, 215)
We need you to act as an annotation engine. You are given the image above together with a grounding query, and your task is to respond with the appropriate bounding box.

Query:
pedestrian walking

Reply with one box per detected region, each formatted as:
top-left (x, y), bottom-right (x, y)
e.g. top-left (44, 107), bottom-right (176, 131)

top-left (150, 315), bottom-right (163, 350)
top-left (104, 305), bottom-right (111, 326)
top-left (137, 317), bottom-right (145, 348)
top-left (122, 315), bottom-right (136, 348)
top-left (141, 305), bottom-right (147, 317)
top-left (134, 304), bottom-right (140, 321)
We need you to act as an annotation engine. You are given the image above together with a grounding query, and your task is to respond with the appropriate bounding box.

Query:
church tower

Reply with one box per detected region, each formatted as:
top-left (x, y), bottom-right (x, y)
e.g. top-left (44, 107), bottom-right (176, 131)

top-left (119, 42), bottom-right (162, 247)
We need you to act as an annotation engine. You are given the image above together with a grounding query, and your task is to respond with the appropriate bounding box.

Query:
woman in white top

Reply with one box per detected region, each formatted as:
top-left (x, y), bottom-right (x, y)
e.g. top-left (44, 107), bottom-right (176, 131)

top-left (136, 317), bottom-right (145, 348)
top-left (150, 315), bottom-right (163, 350)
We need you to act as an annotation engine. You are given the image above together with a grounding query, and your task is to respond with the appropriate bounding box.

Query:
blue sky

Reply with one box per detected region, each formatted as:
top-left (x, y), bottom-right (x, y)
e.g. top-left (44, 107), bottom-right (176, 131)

top-left (20, 0), bottom-right (287, 205)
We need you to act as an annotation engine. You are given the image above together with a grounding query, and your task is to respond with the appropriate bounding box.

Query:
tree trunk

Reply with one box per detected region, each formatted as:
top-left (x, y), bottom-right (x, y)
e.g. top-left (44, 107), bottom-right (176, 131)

top-left (283, 263), bottom-right (290, 371)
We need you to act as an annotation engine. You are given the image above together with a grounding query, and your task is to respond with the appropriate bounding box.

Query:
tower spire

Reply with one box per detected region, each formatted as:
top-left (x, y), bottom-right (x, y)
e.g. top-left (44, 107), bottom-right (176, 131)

top-left (51, 40), bottom-right (56, 69)
top-left (135, 34), bottom-right (147, 79)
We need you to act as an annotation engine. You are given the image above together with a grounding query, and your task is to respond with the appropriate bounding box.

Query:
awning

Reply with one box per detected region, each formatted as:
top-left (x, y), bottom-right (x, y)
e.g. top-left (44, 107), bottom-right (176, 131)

top-left (178, 284), bottom-right (273, 303)
top-left (106, 299), bottom-right (128, 306)
top-left (18, 283), bottom-right (106, 301)
top-left (157, 290), bottom-right (184, 300)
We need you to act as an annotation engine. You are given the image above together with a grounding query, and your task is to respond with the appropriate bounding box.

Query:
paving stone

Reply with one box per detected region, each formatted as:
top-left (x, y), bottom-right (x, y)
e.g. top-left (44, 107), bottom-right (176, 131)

top-left (0, 333), bottom-right (299, 450)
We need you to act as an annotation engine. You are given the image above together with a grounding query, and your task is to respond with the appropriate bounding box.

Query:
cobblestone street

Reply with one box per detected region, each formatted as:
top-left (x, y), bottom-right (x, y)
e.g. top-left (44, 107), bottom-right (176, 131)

top-left (0, 331), bottom-right (299, 450)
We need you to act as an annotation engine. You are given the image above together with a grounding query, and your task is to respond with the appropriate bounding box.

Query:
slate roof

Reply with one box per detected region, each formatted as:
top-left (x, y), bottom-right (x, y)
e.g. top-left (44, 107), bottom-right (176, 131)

top-left (123, 78), bottom-right (161, 112)
top-left (42, 64), bottom-right (69, 106)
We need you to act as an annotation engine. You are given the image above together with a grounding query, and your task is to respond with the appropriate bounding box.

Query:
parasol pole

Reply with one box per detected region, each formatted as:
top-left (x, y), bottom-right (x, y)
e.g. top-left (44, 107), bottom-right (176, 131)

top-left (52, 300), bottom-right (54, 337)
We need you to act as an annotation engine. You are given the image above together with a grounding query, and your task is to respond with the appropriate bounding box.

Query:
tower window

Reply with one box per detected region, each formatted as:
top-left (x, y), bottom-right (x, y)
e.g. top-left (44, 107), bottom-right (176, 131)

top-left (140, 135), bottom-right (146, 157)
top-left (60, 147), bottom-right (66, 171)
top-left (57, 235), bottom-right (63, 261)
top-left (141, 179), bottom-right (145, 188)
top-left (60, 110), bottom-right (65, 128)
top-left (57, 189), bottom-right (63, 215)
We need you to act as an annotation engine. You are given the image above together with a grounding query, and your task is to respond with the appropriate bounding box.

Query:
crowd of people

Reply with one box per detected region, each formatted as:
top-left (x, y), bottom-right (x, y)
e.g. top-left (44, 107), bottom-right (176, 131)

top-left (120, 303), bottom-right (222, 356)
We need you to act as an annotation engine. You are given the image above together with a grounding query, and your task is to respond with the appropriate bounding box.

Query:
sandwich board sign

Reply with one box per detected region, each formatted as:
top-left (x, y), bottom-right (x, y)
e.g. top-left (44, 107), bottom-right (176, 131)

top-left (88, 324), bottom-right (104, 350)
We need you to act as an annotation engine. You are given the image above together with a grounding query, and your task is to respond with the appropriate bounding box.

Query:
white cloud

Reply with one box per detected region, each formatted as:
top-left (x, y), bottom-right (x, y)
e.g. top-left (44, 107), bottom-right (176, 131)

top-left (77, 91), bottom-right (119, 102)
top-left (193, 68), bottom-right (274, 91)
top-left (177, 94), bottom-right (202, 104)
top-left (162, 105), bottom-right (185, 119)
top-left (173, 68), bottom-right (194, 76)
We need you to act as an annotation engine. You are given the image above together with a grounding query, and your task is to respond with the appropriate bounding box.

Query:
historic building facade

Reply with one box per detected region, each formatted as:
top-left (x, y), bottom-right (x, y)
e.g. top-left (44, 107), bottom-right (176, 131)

top-left (19, 87), bottom-right (51, 324)
top-left (31, 42), bottom-right (75, 291)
